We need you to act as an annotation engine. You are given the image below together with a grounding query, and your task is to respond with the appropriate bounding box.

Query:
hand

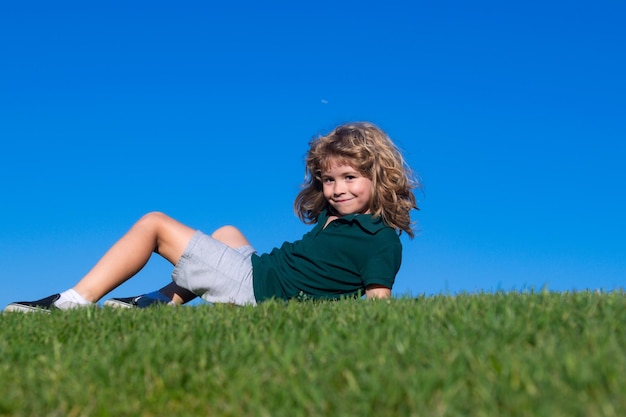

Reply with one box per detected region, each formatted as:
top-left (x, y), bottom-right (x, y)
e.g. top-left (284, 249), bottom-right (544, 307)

top-left (365, 285), bottom-right (391, 299)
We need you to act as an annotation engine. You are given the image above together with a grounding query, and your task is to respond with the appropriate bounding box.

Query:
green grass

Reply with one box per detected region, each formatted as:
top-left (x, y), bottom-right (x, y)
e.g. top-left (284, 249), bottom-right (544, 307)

top-left (1, 291), bottom-right (625, 416)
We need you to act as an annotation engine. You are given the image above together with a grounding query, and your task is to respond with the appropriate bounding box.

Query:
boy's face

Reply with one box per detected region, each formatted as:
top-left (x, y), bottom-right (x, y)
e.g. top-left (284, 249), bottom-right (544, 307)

top-left (321, 159), bottom-right (372, 216)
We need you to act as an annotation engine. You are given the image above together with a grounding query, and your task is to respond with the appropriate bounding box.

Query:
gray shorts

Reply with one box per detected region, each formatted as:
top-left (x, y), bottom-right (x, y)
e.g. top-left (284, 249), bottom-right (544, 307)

top-left (172, 230), bottom-right (257, 306)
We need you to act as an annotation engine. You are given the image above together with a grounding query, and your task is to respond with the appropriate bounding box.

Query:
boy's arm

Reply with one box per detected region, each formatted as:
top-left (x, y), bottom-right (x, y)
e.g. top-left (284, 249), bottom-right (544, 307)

top-left (365, 284), bottom-right (391, 299)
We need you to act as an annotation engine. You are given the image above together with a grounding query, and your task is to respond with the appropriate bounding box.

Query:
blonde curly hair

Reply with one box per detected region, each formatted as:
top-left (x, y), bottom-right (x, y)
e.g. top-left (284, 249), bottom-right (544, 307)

top-left (294, 122), bottom-right (419, 238)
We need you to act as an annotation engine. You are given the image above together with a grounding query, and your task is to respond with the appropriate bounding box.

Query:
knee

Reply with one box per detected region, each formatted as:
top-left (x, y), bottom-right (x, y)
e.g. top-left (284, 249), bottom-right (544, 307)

top-left (136, 211), bottom-right (171, 229)
top-left (211, 225), bottom-right (239, 240)
top-left (211, 225), bottom-right (250, 248)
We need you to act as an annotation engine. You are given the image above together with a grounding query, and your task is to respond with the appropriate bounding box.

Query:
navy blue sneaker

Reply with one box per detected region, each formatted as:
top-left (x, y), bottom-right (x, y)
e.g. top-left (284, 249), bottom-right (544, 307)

top-left (4, 294), bottom-right (61, 313)
top-left (104, 293), bottom-right (172, 309)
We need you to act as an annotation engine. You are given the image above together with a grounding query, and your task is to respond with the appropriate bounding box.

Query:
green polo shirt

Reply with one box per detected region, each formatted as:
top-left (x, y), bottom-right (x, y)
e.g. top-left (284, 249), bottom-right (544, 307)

top-left (251, 210), bottom-right (402, 302)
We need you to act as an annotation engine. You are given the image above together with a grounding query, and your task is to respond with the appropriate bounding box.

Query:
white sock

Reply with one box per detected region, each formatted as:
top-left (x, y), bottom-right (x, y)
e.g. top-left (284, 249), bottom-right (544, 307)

top-left (54, 289), bottom-right (95, 310)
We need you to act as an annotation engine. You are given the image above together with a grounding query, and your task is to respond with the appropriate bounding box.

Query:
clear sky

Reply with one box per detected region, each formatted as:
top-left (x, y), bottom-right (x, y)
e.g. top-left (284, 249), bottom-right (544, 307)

top-left (1, 0), bottom-right (625, 308)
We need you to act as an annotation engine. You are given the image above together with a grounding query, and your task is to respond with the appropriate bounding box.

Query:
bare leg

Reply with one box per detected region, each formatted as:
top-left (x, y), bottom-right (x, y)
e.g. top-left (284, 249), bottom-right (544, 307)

top-left (211, 225), bottom-right (251, 248)
top-left (73, 212), bottom-right (195, 303)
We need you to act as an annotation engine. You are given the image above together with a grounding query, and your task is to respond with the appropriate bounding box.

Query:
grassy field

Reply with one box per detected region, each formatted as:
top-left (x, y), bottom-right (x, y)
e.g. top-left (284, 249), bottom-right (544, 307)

top-left (1, 291), bottom-right (625, 417)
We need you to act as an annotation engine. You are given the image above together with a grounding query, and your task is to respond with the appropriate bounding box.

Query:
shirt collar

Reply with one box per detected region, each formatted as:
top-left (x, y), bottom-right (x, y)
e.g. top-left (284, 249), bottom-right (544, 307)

top-left (320, 210), bottom-right (389, 234)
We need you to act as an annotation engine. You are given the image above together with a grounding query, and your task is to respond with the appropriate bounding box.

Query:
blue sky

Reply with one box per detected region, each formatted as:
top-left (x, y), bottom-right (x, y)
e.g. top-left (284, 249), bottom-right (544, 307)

top-left (1, 0), bottom-right (625, 308)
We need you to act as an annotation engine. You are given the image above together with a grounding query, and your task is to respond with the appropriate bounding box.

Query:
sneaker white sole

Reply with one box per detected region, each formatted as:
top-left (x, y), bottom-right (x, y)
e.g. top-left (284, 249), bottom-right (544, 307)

top-left (103, 299), bottom-right (134, 309)
top-left (4, 304), bottom-right (52, 313)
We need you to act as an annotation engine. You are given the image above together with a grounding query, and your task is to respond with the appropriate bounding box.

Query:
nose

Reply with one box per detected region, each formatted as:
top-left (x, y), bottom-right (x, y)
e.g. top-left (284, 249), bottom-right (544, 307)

top-left (333, 180), bottom-right (346, 196)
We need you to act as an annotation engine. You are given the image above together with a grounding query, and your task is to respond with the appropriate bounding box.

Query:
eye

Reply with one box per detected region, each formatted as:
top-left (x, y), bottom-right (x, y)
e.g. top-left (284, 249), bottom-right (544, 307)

top-left (322, 177), bottom-right (334, 184)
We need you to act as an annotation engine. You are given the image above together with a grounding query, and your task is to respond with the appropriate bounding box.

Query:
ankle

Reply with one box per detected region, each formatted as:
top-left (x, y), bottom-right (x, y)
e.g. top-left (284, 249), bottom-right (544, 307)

top-left (71, 286), bottom-right (101, 303)
top-left (56, 289), bottom-right (95, 309)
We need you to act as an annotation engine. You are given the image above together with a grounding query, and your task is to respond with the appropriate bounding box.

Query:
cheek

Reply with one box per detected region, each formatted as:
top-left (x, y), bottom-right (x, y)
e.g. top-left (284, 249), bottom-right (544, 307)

top-left (322, 184), bottom-right (333, 198)
top-left (359, 180), bottom-right (373, 197)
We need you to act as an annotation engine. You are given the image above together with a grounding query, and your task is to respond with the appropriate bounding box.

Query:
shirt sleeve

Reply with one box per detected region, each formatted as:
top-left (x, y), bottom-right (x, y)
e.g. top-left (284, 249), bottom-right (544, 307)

top-left (360, 229), bottom-right (402, 289)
